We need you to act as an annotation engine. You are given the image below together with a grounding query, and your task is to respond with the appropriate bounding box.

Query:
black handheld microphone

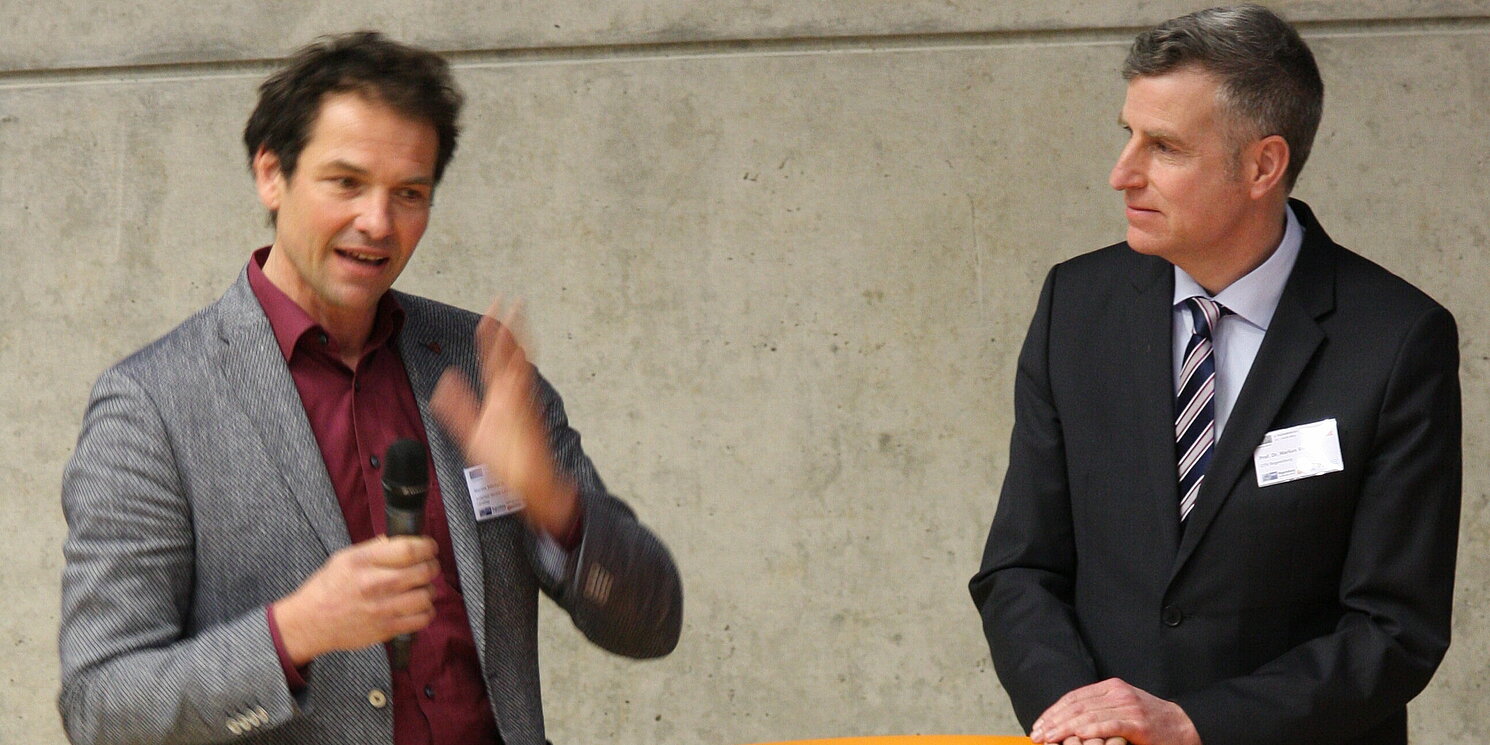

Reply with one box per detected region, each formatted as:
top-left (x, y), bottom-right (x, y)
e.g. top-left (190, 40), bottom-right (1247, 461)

top-left (382, 438), bottom-right (428, 671)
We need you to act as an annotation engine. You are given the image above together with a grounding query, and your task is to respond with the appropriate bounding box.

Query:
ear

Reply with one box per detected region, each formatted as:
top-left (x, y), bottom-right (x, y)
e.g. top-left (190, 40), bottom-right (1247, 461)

top-left (252, 147), bottom-right (285, 212)
top-left (1246, 134), bottom-right (1290, 199)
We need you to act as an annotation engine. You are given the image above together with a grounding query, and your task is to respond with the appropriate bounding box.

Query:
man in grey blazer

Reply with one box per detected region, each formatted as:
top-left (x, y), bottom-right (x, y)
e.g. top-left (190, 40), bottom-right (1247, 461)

top-left (970, 7), bottom-right (1459, 745)
top-left (59, 32), bottom-right (682, 745)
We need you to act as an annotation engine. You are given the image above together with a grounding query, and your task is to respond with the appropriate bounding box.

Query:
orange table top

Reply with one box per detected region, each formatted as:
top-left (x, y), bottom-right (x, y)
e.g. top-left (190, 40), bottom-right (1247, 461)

top-left (743, 737), bottom-right (1029, 745)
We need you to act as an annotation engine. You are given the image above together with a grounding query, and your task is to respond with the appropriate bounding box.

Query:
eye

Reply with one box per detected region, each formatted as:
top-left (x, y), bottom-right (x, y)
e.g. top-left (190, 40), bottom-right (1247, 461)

top-left (329, 176), bottom-right (360, 192)
top-left (396, 187), bottom-right (431, 206)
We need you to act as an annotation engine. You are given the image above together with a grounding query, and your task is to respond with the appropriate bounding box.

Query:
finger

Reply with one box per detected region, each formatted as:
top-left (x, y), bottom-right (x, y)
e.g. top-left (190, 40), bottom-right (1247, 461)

top-left (482, 294), bottom-right (505, 324)
top-left (1057, 713), bottom-right (1134, 744)
top-left (355, 564), bottom-right (441, 612)
top-left (1043, 680), bottom-right (1129, 733)
top-left (497, 297), bottom-right (532, 359)
top-left (1034, 693), bottom-right (1084, 739)
top-left (489, 300), bottom-right (535, 383)
top-left (1038, 710), bottom-right (1106, 745)
top-left (379, 596), bottom-right (438, 637)
top-left (1064, 679), bottom-right (1122, 704)
top-left (491, 346), bottom-right (537, 416)
top-left (363, 535), bottom-right (438, 566)
top-left (432, 370), bottom-right (480, 449)
top-left (476, 313), bottom-right (506, 391)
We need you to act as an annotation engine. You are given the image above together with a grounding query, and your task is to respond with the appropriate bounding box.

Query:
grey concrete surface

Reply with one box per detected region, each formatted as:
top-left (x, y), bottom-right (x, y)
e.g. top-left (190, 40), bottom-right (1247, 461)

top-left (5, 1), bottom-right (1490, 72)
top-left (2, 5), bottom-right (1487, 745)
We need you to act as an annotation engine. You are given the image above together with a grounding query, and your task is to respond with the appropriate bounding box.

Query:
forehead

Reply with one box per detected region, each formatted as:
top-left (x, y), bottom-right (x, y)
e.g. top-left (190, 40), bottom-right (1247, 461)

top-left (300, 92), bottom-right (438, 177)
top-left (1120, 68), bottom-right (1227, 136)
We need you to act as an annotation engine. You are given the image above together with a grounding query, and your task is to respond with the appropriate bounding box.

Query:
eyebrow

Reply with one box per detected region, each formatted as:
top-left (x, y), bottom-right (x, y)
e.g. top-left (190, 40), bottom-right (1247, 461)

top-left (324, 159), bottom-right (434, 186)
top-left (1118, 118), bottom-right (1188, 148)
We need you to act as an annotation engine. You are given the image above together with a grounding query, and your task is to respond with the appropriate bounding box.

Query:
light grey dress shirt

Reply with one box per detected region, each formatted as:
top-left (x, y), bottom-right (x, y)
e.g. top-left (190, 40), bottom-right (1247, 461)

top-left (1171, 204), bottom-right (1304, 438)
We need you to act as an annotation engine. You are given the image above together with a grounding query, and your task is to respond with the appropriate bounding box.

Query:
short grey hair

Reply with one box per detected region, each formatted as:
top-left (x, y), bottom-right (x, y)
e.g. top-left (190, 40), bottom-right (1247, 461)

top-left (1123, 4), bottom-right (1324, 191)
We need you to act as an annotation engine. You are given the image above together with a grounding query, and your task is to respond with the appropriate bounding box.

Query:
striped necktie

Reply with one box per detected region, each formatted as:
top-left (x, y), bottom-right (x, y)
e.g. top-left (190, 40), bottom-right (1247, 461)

top-left (1176, 296), bottom-right (1227, 522)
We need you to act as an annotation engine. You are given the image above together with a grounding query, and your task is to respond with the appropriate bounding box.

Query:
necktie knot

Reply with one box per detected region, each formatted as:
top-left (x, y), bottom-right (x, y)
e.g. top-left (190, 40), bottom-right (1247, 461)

top-left (1184, 296), bottom-right (1227, 340)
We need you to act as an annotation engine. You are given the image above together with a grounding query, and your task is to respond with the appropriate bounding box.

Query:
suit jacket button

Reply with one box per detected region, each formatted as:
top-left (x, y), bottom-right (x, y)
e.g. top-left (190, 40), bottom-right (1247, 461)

top-left (368, 688), bottom-right (388, 708)
top-left (1162, 605), bottom-right (1184, 627)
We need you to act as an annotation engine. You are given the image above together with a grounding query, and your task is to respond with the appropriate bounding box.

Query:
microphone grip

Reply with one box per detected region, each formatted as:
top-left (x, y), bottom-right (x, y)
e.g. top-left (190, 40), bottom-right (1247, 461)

top-left (385, 504), bottom-right (425, 670)
top-left (383, 438), bottom-right (428, 671)
top-left (386, 508), bottom-right (424, 538)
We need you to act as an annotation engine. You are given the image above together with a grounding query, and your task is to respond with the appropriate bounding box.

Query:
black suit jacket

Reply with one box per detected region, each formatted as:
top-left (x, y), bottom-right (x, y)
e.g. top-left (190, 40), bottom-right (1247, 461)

top-left (969, 201), bottom-right (1460, 745)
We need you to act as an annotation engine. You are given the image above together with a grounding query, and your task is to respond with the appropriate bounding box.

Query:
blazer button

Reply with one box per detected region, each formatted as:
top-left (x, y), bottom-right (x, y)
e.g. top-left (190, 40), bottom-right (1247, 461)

top-left (1162, 605), bottom-right (1184, 627)
top-left (368, 688), bottom-right (388, 709)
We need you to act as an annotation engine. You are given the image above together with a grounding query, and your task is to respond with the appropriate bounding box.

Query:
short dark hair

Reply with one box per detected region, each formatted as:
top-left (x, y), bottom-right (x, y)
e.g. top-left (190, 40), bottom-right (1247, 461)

top-left (1123, 4), bottom-right (1323, 190)
top-left (243, 31), bottom-right (463, 185)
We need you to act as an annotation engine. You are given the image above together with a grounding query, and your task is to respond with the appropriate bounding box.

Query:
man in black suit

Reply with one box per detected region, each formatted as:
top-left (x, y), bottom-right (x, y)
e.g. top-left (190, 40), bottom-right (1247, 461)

top-left (969, 6), bottom-right (1460, 745)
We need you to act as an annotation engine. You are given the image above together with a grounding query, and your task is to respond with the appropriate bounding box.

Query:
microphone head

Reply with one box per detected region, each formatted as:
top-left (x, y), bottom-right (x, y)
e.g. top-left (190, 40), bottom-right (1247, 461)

top-left (383, 439), bottom-right (428, 510)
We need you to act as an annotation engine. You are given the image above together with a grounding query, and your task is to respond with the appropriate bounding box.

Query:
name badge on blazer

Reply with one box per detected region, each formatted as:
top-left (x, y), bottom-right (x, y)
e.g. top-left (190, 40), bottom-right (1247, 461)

top-left (463, 464), bottom-right (524, 521)
top-left (1254, 418), bottom-right (1344, 487)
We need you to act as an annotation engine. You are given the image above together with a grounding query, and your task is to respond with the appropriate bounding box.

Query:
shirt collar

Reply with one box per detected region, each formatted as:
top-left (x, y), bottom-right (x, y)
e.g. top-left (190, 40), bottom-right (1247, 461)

top-left (1173, 203), bottom-right (1303, 332)
top-left (246, 246), bottom-right (405, 361)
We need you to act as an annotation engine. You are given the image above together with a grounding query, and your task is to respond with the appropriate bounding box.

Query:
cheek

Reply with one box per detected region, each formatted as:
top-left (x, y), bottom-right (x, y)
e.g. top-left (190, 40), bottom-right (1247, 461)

top-left (309, 201), bottom-right (357, 239)
top-left (399, 213), bottom-right (430, 244)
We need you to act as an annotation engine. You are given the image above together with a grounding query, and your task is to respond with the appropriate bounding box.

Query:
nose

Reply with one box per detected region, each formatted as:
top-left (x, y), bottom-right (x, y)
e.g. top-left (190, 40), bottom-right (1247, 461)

top-left (354, 191), bottom-right (394, 240)
top-left (1109, 139), bottom-right (1145, 191)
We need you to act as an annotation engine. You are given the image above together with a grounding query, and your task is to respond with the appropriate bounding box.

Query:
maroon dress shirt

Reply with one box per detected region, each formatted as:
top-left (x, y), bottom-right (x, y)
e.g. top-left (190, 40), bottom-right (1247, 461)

top-left (248, 248), bottom-right (501, 745)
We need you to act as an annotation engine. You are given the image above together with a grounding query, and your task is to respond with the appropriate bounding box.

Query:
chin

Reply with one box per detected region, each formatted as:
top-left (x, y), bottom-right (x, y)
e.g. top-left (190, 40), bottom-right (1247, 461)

top-left (1125, 230), bottom-right (1163, 256)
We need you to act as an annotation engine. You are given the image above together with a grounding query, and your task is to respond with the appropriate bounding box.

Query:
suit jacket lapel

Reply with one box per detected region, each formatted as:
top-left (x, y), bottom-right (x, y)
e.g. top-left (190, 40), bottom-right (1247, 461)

top-left (396, 298), bottom-right (491, 665)
top-left (212, 271), bottom-right (350, 556)
top-left (1171, 202), bottom-right (1336, 575)
top-left (1127, 257), bottom-right (1184, 557)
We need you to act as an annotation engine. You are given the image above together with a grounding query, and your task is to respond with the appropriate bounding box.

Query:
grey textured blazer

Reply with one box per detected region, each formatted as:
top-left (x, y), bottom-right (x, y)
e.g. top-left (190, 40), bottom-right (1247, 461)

top-left (59, 270), bottom-right (683, 745)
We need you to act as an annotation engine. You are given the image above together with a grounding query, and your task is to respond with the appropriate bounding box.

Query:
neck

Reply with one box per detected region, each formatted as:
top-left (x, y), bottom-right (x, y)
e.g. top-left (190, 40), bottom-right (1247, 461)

top-left (261, 246), bottom-right (378, 364)
top-left (1183, 200), bottom-right (1289, 295)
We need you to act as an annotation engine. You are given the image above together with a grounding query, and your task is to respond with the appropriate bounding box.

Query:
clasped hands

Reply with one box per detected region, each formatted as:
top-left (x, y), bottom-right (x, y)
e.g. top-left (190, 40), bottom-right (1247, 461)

top-left (276, 298), bottom-right (575, 665)
top-left (1028, 678), bottom-right (1201, 745)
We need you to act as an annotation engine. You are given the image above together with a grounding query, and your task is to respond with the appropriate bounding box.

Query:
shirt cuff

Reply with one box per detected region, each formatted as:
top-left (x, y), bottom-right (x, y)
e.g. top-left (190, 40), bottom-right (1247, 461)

top-left (536, 504), bottom-right (584, 582)
top-left (265, 604), bottom-right (308, 693)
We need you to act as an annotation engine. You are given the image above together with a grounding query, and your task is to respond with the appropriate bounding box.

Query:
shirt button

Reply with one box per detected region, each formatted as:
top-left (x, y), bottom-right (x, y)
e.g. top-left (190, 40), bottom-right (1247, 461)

top-left (424, 684), bottom-right (435, 699)
top-left (368, 688), bottom-right (388, 708)
top-left (1162, 605), bottom-right (1184, 627)
top-left (370, 455), bottom-right (380, 468)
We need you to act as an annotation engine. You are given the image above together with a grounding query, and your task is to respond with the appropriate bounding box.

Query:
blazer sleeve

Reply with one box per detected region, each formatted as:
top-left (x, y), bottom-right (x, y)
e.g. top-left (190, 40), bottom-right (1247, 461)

top-left (523, 372), bottom-right (683, 659)
top-left (58, 367), bottom-right (297, 745)
top-left (968, 265), bottom-right (1101, 729)
top-left (1176, 304), bottom-right (1461, 745)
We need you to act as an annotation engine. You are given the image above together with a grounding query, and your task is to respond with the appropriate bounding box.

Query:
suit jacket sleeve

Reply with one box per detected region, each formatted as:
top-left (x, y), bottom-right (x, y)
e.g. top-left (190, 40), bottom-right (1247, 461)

top-left (969, 265), bottom-right (1101, 728)
top-left (524, 372), bottom-right (683, 659)
top-left (1177, 304), bottom-right (1461, 745)
top-left (58, 366), bottom-right (296, 745)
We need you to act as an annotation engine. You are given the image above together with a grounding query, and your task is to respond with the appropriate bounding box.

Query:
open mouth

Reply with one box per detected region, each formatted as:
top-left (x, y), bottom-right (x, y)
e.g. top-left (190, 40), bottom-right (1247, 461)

top-left (336, 249), bottom-right (389, 266)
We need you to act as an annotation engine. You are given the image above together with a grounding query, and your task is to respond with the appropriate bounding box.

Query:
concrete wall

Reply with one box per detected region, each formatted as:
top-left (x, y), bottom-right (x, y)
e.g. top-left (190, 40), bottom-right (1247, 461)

top-left (2, 2), bottom-right (1487, 742)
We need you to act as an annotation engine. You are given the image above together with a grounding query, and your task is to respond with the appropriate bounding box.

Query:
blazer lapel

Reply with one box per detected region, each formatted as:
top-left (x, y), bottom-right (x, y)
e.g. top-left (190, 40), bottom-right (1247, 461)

top-left (1127, 258), bottom-right (1184, 557)
top-left (1171, 203), bottom-right (1336, 575)
top-left (212, 271), bottom-right (350, 556)
top-left (396, 299), bottom-right (491, 666)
